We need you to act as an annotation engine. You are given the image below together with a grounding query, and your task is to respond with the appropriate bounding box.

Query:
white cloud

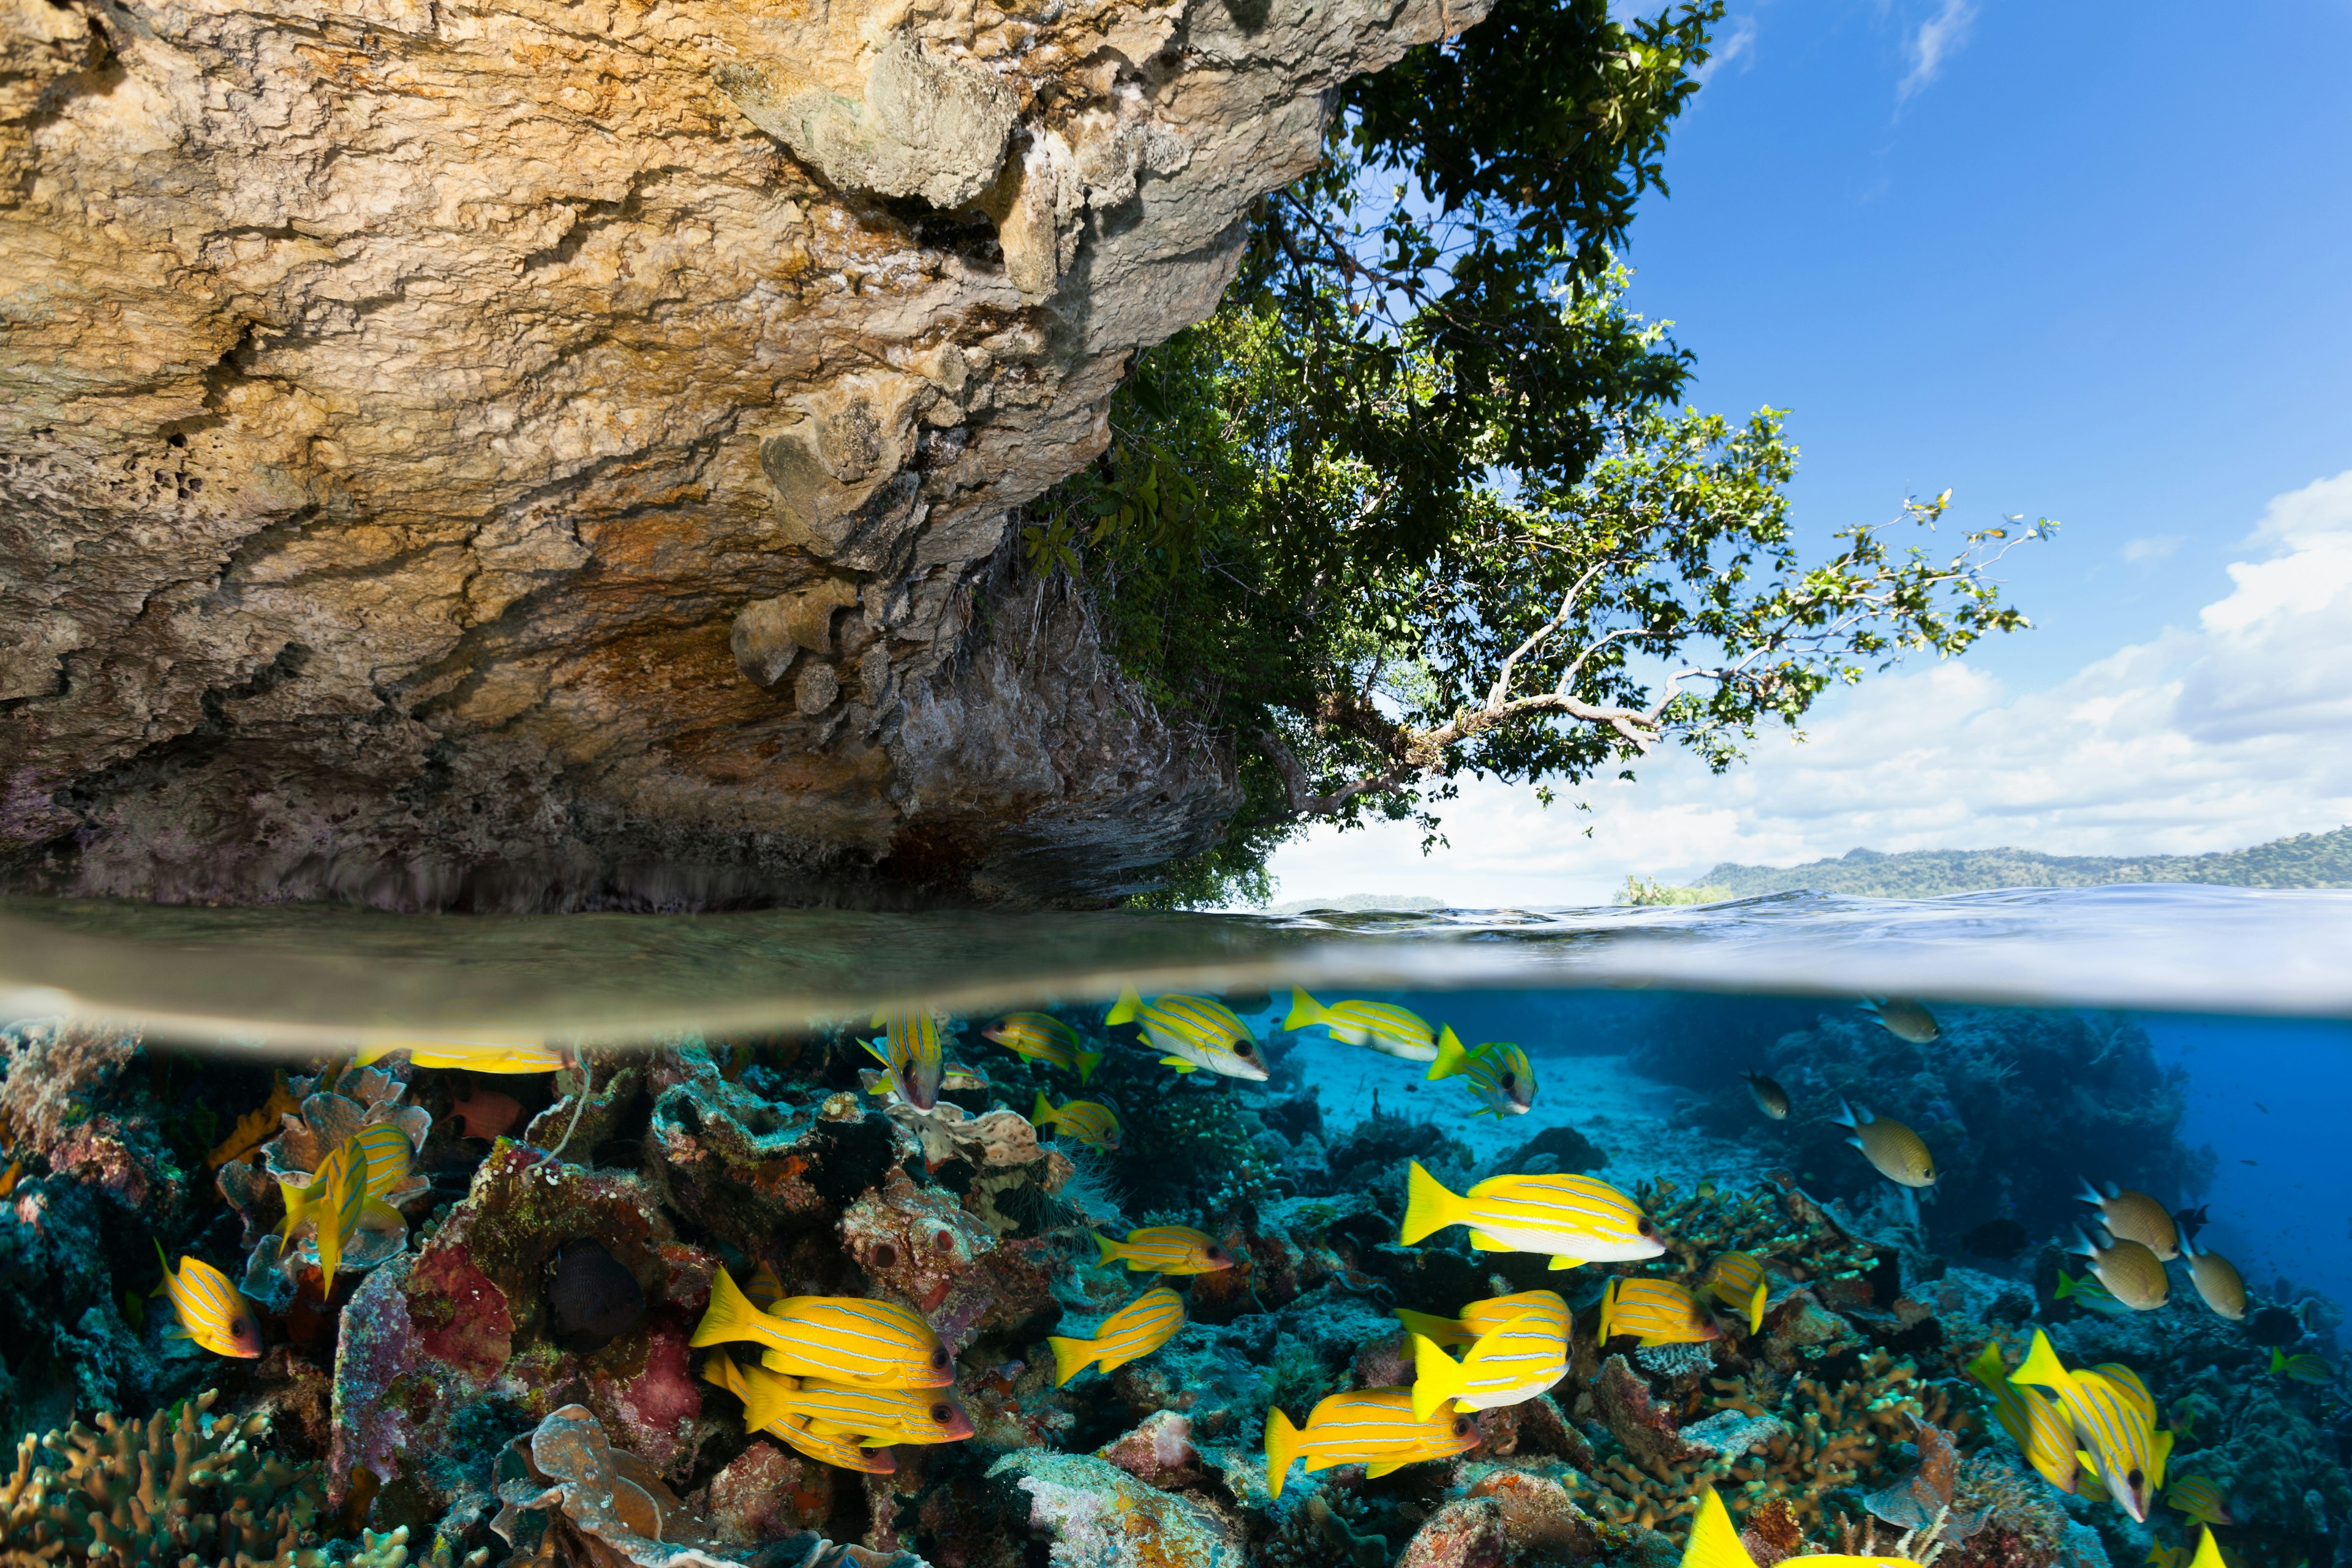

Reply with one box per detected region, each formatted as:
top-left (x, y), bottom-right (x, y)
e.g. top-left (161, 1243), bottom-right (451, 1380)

top-left (1262, 469), bottom-right (2352, 908)
top-left (1897, 0), bottom-right (1977, 102)
top-left (2120, 534), bottom-right (2182, 565)
top-left (1692, 14), bottom-right (1758, 87)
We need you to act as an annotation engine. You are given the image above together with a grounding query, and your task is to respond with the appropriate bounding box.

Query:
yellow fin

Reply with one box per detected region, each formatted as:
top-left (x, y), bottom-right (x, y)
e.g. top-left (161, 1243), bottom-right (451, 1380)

top-left (1410, 1334), bottom-right (1466, 1423)
top-left (1158, 1057), bottom-right (1198, 1073)
top-left (1967, 1338), bottom-right (2007, 1391)
top-left (1264, 1407), bottom-right (1302, 1499)
top-left (1090, 1232), bottom-right (1123, 1266)
top-left (1394, 1308), bottom-right (1471, 1348)
top-left (2011, 1329), bottom-right (2073, 1394)
top-left (2188, 1528), bottom-right (2227, 1568)
top-left (1546, 1255), bottom-right (1586, 1272)
top-left (1074, 1049), bottom-right (1102, 1085)
top-left (1427, 1027), bottom-right (1469, 1082)
top-left (1031, 1090), bottom-right (1056, 1128)
top-left (1596, 1278), bottom-right (1616, 1343)
top-left (1283, 989), bottom-right (1325, 1032)
top-left (1746, 1280), bottom-right (1766, 1336)
top-left (1363, 1460), bottom-right (1409, 1479)
top-left (1106, 984), bottom-right (1143, 1027)
top-left (1680, 1490), bottom-right (1758, 1568)
top-left (690, 1267), bottom-right (765, 1349)
top-left (1400, 1161), bottom-right (1463, 1247)
top-left (1047, 1335), bottom-right (1096, 1388)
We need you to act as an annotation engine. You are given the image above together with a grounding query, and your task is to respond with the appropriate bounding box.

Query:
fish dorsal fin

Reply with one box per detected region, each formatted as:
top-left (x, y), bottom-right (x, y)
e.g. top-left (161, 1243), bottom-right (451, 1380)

top-left (1681, 1491), bottom-right (1756, 1568)
top-left (862, 1038), bottom-right (890, 1065)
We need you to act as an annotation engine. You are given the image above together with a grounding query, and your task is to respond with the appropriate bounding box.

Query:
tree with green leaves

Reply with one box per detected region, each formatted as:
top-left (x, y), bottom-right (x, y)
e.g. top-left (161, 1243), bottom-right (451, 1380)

top-left (1022, 0), bottom-right (2050, 905)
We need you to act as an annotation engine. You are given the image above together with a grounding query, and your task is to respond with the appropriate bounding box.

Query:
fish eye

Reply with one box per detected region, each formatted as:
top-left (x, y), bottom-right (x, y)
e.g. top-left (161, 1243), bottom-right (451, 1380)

top-left (1452, 1417), bottom-right (1471, 1436)
top-left (1499, 1072), bottom-right (1516, 1089)
top-left (232, 1318), bottom-right (250, 1334)
top-left (2127, 1468), bottom-right (2143, 1488)
top-left (1207, 1248), bottom-right (1228, 1262)
top-left (1234, 1042), bottom-right (1254, 1057)
top-left (930, 1347), bottom-right (949, 1368)
top-left (930, 1403), bottom-right (952, 1423)
top-left (1638, 1218), bottom-right (1660, 1240)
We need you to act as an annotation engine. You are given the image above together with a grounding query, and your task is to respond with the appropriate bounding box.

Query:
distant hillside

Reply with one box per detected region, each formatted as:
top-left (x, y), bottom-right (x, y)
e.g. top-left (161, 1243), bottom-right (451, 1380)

top-left (1682, 826), bottom-right (2352, 900)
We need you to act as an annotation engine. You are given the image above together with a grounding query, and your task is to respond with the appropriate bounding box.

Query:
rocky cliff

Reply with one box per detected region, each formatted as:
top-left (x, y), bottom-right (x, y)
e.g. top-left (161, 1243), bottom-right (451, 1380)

top-left (0, 0), bottom-right (1485, 907)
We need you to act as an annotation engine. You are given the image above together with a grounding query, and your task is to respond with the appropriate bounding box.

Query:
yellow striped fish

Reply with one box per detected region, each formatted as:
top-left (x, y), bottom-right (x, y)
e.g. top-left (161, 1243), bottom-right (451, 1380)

top-left (1283, 990), bottom-right (1442, 1063)
top-left (355, 1033), bottom-right (569, 1073)
top-left (1047, 1286), bottom-right (1183, 1385)
top-left (1409, 1302), bottom-right (1567, 1418)
top-left (1428, 1037), bottom-right (1536, 1117)
top-left (1263, 1387), bottom-right (1478, 1497)
top-left (1966, 1340), bottom-right (2077, 1493)
top-left (1091, 1226), bottom-right (1232, 1275)
top-left (768, 1415), bottom-right (896, 1474)
top-left (745, 1377), bottom-right (972, 1447)
top-left (865, 1009), bottom-right (944, 1111)
top-left (353, 1122), bottom-right (415, 1200)
top-left (1033, 1091), bottom-right (1122, 1152)
top-left (1597, 1277), bottom-right (1718, 1348)
top-left (1401, 1161), bottom-right (1663, 1267)
top-left (1106, 986), bottom-right (1268, 1080)
top-left (2013, 1330), bottom-right (2171, 1521)
top-left (1833, 1099), bottom-right (1937, 1188)
top-left (1680, 1488), bottom-right (1924, 1568)
top-left (2165, 1476), bottom-right (2232, 1526)
top-left (154, 1246), bottom-right (263, 1358)
top-left (303, 1141), bottom-right (367, 1281)
top-left (981, 1013), bottom-right (1102, 1082)
top-left (1394, 1289), bottom-right (1569, 1350)
top-left (1698, 1253), bottom-right (1770, 1335)
top-left (691, 1268), bottom-right (952, 1387)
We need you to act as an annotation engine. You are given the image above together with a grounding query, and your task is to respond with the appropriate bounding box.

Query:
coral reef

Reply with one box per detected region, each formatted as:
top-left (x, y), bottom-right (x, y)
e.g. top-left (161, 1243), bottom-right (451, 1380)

top-left (0, 997), bottom-right (2332, 1568)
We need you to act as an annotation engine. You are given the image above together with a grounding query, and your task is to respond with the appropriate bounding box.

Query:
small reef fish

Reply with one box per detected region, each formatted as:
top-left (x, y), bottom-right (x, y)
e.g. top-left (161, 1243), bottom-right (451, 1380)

top-left (1681, 1488), bottom-right (1924, 1568)
top-left (207, 1077), bottom-right (300, 1168)
top-left (1401, 1161), bottom-right (1664, 1267)
top-left (1967, 1340), bottom-right (2076, 1493)
top-left (746, 1376), bottom-right (973, 1447)
top-left (1738, 1071), bottom-right (1790, 1120)
top-left (2174, 1202), bottom-right (2211, 1243)
top-left (1032, 1090), bottom-right (1122, 1152)
top-left (865, 1009), bottom-right (944, 1111)
top-left (447, 1086), bottom-right (524, 1140)
top-left (1263, 1387), bottom-right (1479, 1496)
top-left (1107, 986), bottom-right (1268, 1079)
top-left (1860, 997), bottom-right (1940, 1043)
top-left (981, 1012), bottom-right (1102, 1082)
top-left (288, 1140), bottom-right (369, 1281)
top-left (2078, 1179), bottom-right (2181, 1260)
top-left (355, 1034), bottom-right (568, 1073)
top-left (2165, 1476), bottom-right (2233, 1526)
top-left (1283, 990), bottom-right (1442, 1062)
top-left (2070, 1227), bottom-right (2170, 1311)
top-left (1047, 1286), bottom-right (1184, 1385)
top-left (1697, 1253), bottom-right (1769, 1335)
top-left (1091, 1226), bottom-right (1232, 1275)
top-left (549, 1239), bottom-right (646, 1354)
top-left (704, 1357), bottom-right (897, 1472)
top-left (2054, 1268), bottom-right (2134, 1317)
top-left (1394, 1289), bottom-right (1570, 1350)
top-left (155, 1246), bottom-right (263, 1359)
top-left (2012, 1330), bottom-right (2171, 1521)
top-left (1832, 1099), bottom-right (1936, 1188)
top-left (2269, 1348), bottom-right (2332, 1384)
top-left (1408, 1302), bottom-right (1567, 1417)
top-left (2181, 1235), bottom-right (2247, 1321)
top-left (1428, 1037), bottom-right (1536, 1117)
top-left (1596, 1276), bottom-right (1719, 1348)
top-left (692, 1268), bottom-right (953, 1387)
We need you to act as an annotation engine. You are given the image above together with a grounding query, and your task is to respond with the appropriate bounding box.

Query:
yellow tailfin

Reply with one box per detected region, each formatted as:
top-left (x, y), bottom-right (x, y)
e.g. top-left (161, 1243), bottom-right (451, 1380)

top-left (1967, 1338), bottom-right (2007, 1392)
top-left (1400, 1161), bottom-right (1463, 1246)
top-left (1105, 984), bottom-right (1144, 1027)
top-left (690, 1267), bottom-right (763, 1349)
top-left (1090, 1232), bottom-right (1122, 1266)
top-left (1031, 1090), bottom-right (1057, 1129)
top-left (1745, 1281), bottom-right (1766, 1336)
top-left (1393, 1308), bottom-right (1471, 1348)
top-left (1410, 1334), bottom-right (1466, 1422)
top-left (1427, 1027), bottom-right (1470, 1082)
top-left (1074, 1049), bottom-right (1102, 1085)
top-left (1048, 1334), bottom-right (1098, 1388)
top-left (1596, 1278), bottom-right (1618, 1343)
top-left (1679, 1490), bottom-right (1758, 1568)
top-left (2188, 1528), bottom-right (2227, 1568)
top-left (1264, 1408), bottom-right (1303, 1498)
top-left (741, 1367), bottom-right (798, 1432)
top-left (2011, 1329), bottom-right (2072, 1394)
top-left (1282, 989), bottom-right (1326, 1032)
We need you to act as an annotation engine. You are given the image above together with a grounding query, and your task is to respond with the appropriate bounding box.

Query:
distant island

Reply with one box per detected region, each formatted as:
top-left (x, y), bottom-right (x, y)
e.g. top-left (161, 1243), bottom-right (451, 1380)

top-left (1629, 826), bottom-right (2352, 902)
top-left (1267, 892), bottom-right (1448, 914)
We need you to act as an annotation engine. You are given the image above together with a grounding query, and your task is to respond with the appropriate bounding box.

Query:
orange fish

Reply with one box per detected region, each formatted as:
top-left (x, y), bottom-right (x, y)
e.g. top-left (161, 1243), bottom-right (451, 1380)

top-left (449, 1086), bottom-right (524, 1140)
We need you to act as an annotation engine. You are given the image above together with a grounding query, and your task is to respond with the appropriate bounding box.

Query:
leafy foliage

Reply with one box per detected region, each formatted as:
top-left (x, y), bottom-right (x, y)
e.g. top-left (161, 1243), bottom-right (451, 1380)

top-left (1021, 0), bottom-right (2050, 905)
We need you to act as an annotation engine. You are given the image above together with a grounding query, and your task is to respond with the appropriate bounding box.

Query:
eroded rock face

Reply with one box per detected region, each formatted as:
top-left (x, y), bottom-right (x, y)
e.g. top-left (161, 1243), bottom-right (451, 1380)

top-left (0, 0), bottom-right (1485, 908)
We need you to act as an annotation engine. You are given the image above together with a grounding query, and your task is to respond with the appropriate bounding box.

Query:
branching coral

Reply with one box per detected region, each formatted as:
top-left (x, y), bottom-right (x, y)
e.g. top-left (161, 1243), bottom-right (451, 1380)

top-left (1642, 1177), bottom-right (1883, 1296)
top-left (0, 1389), bottom-right (326, 1568)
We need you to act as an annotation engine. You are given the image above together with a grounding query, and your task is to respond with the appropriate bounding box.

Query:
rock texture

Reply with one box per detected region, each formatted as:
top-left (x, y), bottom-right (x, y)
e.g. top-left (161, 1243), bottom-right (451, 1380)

top-left (0, 0), bottom-right (1485, 907)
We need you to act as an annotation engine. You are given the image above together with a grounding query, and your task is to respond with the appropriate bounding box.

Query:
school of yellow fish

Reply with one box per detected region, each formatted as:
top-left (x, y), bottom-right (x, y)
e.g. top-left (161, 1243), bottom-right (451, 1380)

top-left (153, 990), bottom-right (2275, 1568)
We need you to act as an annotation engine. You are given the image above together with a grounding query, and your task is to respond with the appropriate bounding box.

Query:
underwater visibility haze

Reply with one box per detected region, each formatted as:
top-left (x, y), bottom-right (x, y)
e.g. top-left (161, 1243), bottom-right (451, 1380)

top-left (0, 889), bottom-right (2343, 1568)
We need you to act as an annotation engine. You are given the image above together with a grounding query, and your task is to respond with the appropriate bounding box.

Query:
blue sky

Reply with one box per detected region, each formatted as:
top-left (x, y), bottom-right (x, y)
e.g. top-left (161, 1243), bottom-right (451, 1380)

top-left (1265, 0), bottom-right (2352, 907)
